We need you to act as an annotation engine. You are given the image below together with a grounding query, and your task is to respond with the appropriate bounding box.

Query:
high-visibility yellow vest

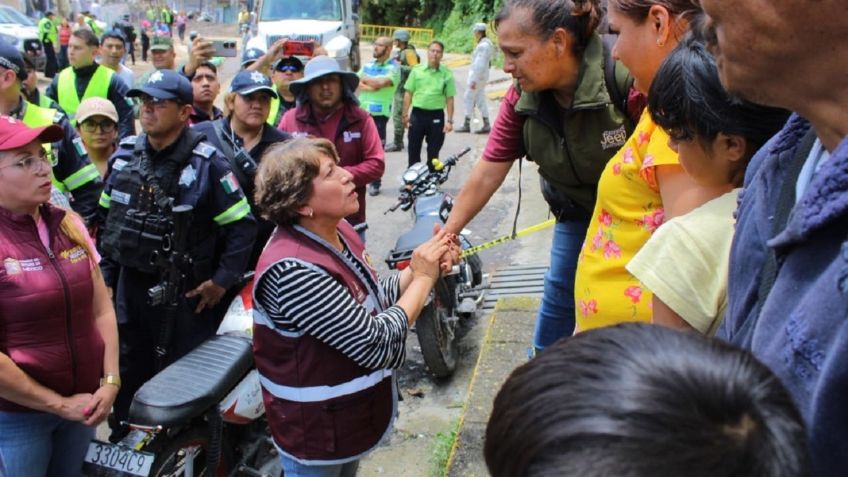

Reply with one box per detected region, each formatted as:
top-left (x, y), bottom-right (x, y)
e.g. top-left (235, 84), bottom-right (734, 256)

top-left (57, 65), bottom-right (113, 119)
top-left (267, 92), bottom-right (280, 127)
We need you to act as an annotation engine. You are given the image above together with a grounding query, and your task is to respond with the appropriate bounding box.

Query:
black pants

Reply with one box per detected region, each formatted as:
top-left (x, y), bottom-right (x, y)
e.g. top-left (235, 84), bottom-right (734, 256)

top-left (407, 107), bottom-right (445, 170)
top-left (58, 44), bottom-right (68, 69)
top-left (126, 40), bottom-right (135, 64)
top-left (43, 41), bottom-right (58, 78)
top-left (141, 33), bottom-right (149, 62)
top-left (373, 115), bottom-right (389, 145)
top-left (111, 268), bottom-right (223, 432)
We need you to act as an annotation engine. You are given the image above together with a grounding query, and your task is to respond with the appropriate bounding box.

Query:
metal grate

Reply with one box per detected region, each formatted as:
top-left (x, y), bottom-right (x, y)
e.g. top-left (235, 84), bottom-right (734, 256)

top-left (481, 264), bottom-right (546, 313)
top-left (268, 33), bottom-right (323, 47)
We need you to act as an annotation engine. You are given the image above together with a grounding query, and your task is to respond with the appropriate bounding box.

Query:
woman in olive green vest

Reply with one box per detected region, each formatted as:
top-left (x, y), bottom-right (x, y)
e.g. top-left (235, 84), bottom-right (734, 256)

top-left (445, 0), bottom-right (639, 355)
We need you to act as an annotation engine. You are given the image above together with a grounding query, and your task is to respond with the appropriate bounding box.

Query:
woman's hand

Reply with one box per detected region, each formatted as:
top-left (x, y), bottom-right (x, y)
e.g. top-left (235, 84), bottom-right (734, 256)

top-left (410, 229), bottom-right (452, 283)
top-left (83, 385), bottom-right (120, 427)
top-left (54, 393), bottom-right (96, 422)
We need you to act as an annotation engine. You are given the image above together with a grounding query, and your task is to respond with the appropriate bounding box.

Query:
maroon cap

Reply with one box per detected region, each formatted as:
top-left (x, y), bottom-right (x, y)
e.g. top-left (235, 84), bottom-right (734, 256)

top-left (0, 115), bottom-right (64, 152)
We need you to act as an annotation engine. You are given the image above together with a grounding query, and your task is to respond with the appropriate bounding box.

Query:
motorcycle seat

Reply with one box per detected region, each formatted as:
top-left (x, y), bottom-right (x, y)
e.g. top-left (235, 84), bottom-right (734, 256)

top-left (394, 213), bottom-right (443, 254)
top-left (129, 334), bottom-right (254, 428)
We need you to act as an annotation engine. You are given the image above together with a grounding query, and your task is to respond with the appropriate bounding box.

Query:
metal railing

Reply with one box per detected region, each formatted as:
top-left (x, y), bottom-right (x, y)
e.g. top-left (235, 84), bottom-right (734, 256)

top-left (360, 24), bottom-right (434, 45)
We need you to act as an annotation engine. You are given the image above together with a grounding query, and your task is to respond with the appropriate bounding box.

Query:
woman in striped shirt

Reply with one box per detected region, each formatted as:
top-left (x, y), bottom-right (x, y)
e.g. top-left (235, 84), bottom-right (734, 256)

top-left (251, 137), bottom-right (457, 476)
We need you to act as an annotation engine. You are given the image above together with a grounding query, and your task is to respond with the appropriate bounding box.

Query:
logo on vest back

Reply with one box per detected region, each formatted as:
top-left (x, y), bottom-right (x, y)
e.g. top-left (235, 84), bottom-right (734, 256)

top-left (343, 131), bottom-right (362, 143)
top-left (601, 125), bottom-right (628, 150)
top-left (4, 258), bottom-right (21, 275)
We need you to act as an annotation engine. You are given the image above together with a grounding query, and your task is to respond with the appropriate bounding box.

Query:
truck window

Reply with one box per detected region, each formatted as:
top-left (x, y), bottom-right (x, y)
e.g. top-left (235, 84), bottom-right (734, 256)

top-left (260, 0), bottom-right (342, 22)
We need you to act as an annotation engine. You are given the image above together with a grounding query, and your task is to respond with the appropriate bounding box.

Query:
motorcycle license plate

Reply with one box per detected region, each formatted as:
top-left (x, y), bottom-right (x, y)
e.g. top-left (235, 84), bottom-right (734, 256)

top-left (83, 440), bottom-right (154, 476)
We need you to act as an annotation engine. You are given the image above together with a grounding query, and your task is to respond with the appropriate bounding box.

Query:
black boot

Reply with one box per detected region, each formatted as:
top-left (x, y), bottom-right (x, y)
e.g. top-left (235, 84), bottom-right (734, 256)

top-left (475, 117), bottom-right (491, 134)
top-left (455, 117), bottom-right (471, 133)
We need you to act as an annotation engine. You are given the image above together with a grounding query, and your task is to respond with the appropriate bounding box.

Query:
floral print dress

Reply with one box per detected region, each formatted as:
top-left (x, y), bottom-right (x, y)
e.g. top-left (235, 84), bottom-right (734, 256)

top-left (574, 109), bottom-right (679, 330)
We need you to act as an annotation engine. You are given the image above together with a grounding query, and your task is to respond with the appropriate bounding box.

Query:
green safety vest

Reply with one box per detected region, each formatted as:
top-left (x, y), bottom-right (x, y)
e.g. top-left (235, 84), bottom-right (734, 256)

top-left (267, 91), bottom-right (280, 127)
top-left (57, 66), bottom-right (114, 118)
top-left (86, 18), bottom-right (103, 37)
top-left (21, 101), bottom-right (96, 193)
top-left (38, 17), bottom-right (58, 45)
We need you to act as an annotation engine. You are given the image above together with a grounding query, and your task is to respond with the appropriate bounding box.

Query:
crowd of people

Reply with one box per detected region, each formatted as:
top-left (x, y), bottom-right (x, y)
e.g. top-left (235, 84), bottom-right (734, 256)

top-left (0, 0), bottom-right (846, 475)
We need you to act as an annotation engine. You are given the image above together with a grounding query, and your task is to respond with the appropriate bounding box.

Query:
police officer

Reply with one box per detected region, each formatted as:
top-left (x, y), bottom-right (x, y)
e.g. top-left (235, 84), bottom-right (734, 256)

top-left (455, 23), bottom-right (494, 134)
top-left (97, 70), bottom-right (257, 439)
top-left (46, 29), bottom-right (135, 138)
top-left (38, 11), bottom-right (59, 78)
top-left (0, 41), bottom-right (103, 221)
top-left (384, 29), bottom-right (419, 152)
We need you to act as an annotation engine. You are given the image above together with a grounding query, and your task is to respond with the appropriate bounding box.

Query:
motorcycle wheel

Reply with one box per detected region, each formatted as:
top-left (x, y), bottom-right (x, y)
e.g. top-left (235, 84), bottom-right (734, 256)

top-left (148, 426), bottom-right (232, 477)
top-left (417, 277), bottom-right (458, 378)
top-left (466, 253), bottom-right (484, 288)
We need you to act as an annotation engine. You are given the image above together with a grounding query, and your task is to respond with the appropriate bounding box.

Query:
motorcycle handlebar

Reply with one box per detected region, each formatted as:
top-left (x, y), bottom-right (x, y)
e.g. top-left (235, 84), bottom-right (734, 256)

top-left (431, 147), bottom-right (473, 171)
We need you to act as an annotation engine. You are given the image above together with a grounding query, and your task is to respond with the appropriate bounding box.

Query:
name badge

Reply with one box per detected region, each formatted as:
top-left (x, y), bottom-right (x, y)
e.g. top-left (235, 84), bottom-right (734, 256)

top-left (343, 131), bottom-right (362, 143)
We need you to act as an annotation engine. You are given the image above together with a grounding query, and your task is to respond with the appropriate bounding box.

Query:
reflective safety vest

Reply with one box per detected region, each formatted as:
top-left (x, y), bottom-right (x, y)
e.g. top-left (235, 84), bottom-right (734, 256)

top-left (38, 17), bottom-right (57, 45)
top-left (21, 101), bottom-right (99, 193)
top-left (267, 92), bottom-right (280, 127)
top-left (86, 17), bottom-right (103, 37)
top-left (57, 66), bottom-right (113, 119)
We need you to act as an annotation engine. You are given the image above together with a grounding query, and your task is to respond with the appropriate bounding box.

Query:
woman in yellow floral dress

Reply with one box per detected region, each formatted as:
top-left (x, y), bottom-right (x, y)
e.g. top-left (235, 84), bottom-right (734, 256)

top-left (574, 0), bottom-right (714, 331)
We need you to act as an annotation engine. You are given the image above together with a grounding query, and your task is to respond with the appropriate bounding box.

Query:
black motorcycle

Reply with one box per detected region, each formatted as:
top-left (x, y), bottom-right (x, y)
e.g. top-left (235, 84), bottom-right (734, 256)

top-left (385, 147), bottom-right (485, 378)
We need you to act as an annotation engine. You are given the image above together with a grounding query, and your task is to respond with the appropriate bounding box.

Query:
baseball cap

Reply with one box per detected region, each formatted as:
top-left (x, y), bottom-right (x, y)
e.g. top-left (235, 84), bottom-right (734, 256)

top-left (76, 97), bottom-right (119, 125)
top-left (150, 35), bottom-right (174, 51)
top-left (0, 40), bottom-right (27, 81)
top-left (393, 29), bottom-right (411, 42)
top-left (229, 70), bottom-right (278, 98)
top-left (127, 69), bottom-right (193, 104)
top-left (240, 47), bottom-right (265, 68)
top-left (0, 115), bottom-right (63, 151)
top-left (274, 56), bottom-right (304, 72)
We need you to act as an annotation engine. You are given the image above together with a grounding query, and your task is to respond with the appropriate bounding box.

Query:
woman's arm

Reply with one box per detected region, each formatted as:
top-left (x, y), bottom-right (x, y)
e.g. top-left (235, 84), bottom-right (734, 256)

top-left (656, 165), bottom-right (727, 219)
top-left (0, 353), bottom-right (93, 421)
top-left (83, 269), bottom-right (120, 426)
top-left (651, 295), bottom-right (696, 333)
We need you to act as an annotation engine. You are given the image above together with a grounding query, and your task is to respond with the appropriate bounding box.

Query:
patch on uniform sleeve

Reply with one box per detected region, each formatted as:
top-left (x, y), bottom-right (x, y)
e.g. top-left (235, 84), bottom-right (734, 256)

top-left (192, 142), bottom-right (217, 159)
top-left (112, 158), bottom-right (128, 171)
top-left (72, 136), bottom-right (88, 157)
top-left (219, 172), bottom-right (241, 194)
top-left (179, 164), bottom-right (196, 187)
top-left (119, 135), bottom-right (138, 147)
top-left (111, 190), bottom-right (132, 205)
top-left (52, 111), bottom-right (66, 123)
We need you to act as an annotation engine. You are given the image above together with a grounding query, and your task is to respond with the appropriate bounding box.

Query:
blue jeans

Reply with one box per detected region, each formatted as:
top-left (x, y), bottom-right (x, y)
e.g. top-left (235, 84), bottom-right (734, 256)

top-left (279, 454), bottom-right (359, 477)
top-left (532, 218), bottom-right (589, 354)
top-left (0, 410), bottom-right (94, 477)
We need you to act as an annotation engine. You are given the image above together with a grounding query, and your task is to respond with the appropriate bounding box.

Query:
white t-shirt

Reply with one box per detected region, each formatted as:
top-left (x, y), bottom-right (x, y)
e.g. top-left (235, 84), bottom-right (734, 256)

top-left (626, 189), bottom-right (740, 335)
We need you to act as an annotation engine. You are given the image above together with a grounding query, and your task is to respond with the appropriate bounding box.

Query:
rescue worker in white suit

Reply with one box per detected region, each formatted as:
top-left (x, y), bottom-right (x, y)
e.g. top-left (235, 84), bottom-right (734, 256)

top-left (456, 23), bottom-right (494, 134)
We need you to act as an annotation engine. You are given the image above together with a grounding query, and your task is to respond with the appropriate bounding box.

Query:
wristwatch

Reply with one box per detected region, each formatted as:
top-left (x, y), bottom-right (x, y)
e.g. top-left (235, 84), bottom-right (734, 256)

top-left (102, 374), bottom-right (122, 389)
top-left (447, 119), bottom-right (454, 124)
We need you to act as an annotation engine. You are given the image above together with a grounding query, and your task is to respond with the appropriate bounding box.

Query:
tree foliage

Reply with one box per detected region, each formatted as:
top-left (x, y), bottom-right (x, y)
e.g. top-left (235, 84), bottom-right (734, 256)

top-left (362, 0), bottom-right (504, 52)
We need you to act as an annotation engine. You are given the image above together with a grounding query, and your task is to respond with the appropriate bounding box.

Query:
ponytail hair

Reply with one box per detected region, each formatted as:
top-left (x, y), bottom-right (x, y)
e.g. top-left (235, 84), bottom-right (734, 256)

top-left (59, 208), bottom-right (100, 274)
top-left (495, 0), bottom-right (604, 56)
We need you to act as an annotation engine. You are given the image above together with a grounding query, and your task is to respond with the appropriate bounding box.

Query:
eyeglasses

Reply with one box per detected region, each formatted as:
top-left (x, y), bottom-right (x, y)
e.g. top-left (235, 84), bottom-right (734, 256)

top-left (138, 95), bottom-right (177, 109)
top-left (277, 65), bottom-right (302, 73)
top-left (0, 151), bottom-right (52, 173)
top-left (80, 119), bottom-right (117, 133)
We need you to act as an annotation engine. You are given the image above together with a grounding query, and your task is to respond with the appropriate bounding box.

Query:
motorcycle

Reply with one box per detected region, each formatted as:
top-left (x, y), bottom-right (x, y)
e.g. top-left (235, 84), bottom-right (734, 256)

top-left (385, 147), bottom-right (486, 378)
top-left (83, 207), bottom-right (275, 477)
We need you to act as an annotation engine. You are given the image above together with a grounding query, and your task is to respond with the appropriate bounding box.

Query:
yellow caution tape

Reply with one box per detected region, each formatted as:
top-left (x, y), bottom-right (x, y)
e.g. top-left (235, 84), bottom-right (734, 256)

top-left (460, 218), bottom-right (556, 258)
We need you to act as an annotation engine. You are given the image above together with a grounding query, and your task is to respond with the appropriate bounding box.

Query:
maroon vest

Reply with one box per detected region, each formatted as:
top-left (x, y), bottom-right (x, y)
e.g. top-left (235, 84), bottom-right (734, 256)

top-left (252, 221), bottom-right (395, 464)
top-left (280, 103), bottom-right (374, 226)
top-left (0, 204), bottom-right (104, 412)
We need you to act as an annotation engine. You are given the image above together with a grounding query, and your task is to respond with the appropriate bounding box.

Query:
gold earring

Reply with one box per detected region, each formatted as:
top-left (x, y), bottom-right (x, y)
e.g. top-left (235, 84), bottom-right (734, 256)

top-left (657, 39), bottom-right (665, 47)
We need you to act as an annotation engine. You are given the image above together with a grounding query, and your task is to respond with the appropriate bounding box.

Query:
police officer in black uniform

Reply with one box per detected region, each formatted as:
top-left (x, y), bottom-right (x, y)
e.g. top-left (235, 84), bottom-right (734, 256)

top-left (0, 41), bottom-right (103, 221)
top-left (97, 69), bottom-right (257, 439)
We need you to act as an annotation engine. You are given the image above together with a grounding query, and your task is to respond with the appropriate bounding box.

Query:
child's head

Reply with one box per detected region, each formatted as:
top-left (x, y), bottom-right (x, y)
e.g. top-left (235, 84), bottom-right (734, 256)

top-left (649, 35), bottom-right (790, 187)
top-left (485, 323), bottom-right (809, 477)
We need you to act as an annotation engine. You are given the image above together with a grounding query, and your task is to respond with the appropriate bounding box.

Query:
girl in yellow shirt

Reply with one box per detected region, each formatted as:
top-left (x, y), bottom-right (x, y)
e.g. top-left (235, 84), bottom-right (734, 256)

top-left (574, 0), bottom-right (711, 331)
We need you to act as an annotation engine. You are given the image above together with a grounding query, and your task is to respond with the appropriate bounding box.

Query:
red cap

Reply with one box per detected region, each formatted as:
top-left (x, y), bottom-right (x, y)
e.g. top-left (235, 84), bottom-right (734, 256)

top-left (0, 115), bottom-right (64, 152)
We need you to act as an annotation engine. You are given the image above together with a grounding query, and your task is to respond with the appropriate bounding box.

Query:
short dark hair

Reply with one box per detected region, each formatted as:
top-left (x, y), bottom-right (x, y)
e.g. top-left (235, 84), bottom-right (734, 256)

top-left (101, 29), bottom-right (126, 44)
top-left (495, 0), bottom-right (604, 56)
top-left (194, 61), bottom-right (218, 75)
top-left (648, 35), bottom-right (790, 183)
top-left (485, 323), bottom-right (810, 477)
top-left (428, 40), bottom-right (445, 52)
top-left (71, 29), bottom-right (100, 47)
top-left (609, 0), bottom-right (700, 21)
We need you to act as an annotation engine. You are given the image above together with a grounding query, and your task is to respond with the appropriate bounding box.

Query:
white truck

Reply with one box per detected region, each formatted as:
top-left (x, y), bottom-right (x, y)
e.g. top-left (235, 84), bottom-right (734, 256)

top-left (248, 0), bottom-right (362, 71)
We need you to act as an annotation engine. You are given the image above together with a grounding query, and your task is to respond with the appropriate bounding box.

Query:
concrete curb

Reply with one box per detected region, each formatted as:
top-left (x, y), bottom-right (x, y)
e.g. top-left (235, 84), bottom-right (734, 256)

top-left (444, 297), bottom-right (539, 477)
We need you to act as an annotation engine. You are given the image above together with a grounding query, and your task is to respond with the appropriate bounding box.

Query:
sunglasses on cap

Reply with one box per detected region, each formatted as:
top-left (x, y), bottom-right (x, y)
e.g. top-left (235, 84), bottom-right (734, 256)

top-left (277, 64), bottom-right (302, 73)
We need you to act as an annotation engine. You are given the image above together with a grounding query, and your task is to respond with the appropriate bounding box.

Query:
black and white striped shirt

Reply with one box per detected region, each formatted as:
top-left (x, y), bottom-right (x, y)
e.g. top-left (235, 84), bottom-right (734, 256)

top-left (255, 248), bottom-right (407, 370)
